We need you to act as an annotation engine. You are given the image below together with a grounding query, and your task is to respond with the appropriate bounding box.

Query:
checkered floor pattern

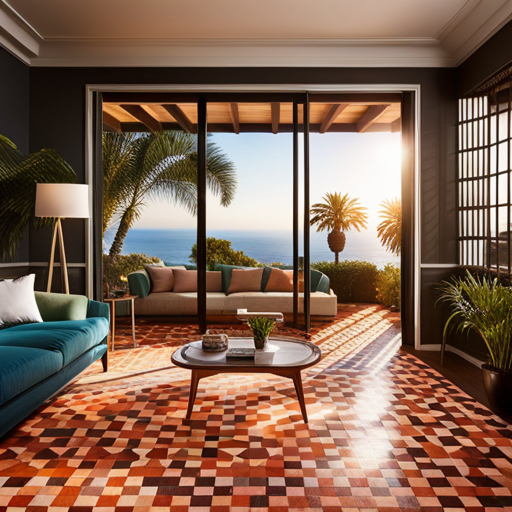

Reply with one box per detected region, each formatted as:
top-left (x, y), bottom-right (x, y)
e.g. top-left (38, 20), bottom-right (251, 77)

top-left (2, 305), bottom-right (512, 511)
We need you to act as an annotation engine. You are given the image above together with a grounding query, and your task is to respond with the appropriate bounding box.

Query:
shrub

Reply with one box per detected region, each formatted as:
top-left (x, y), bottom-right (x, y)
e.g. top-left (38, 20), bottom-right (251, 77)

top-left (312, 260), bottom-right (380, 303)
top-left (190, 237), bottom-right (260, 269)
top-left (376, 263), bottom-right (401, 308)
top-left (103, 253), bottom-right (161, 294)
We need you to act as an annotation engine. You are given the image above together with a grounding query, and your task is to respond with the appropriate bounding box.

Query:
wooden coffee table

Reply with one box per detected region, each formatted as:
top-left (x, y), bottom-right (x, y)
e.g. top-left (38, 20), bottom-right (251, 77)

top-left (171, 337), bottom-right (321, 423)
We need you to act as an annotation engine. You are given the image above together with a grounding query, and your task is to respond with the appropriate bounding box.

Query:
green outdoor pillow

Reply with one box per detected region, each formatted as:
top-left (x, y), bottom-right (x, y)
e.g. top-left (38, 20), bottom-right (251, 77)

top-left (34, 292), bottom-right (88, 322)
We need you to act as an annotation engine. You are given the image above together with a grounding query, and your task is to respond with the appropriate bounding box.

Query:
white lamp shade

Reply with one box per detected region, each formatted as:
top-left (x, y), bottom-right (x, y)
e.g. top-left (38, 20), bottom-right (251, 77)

top-left (35, 183), bottom-right (90, 218)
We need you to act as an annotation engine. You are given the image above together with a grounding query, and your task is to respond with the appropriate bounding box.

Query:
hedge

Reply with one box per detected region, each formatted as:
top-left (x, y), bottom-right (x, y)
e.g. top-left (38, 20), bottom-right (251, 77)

top-left (312, 260), bottom-right (381, 303)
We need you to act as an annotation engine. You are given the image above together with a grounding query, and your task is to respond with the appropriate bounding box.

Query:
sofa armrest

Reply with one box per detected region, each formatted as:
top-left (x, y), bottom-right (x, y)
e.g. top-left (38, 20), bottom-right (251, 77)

top-left (35, 291), bottom-right (89, 321)
top-left (87, 299), bottom-right (110, 321)
top-left (128, 269), bottom-right (150, 298)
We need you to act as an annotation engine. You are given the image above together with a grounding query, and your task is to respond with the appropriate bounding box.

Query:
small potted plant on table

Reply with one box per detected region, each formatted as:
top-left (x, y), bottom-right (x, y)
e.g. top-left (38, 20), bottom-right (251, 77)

top-left (247, 316), bottom-right (275, 351)
top-left (437, 270), bottom-right (512, 412)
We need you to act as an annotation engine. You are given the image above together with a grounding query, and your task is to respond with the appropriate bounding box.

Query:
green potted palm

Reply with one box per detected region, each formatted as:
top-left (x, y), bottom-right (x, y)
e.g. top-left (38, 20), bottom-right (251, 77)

top-left (437, 270), bottom-right (512, 411)
top-left (247, 316), bottom-right (275, 350)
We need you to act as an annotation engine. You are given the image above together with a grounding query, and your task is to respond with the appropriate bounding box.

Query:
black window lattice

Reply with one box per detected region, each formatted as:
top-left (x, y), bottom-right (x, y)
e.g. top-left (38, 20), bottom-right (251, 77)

top-left (458, 82), bottom-right (512, 275)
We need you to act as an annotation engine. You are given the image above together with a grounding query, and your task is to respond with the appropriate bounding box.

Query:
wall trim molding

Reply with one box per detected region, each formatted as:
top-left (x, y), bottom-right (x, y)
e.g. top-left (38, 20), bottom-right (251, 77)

top-left (0, 262), bottom-right (30, 268)
top-left (419, 343), bottom-right (484, 368)
top-left (421, 263), bottom-right (459, 269)
top-left (446, 345), bottom-right (484, 368)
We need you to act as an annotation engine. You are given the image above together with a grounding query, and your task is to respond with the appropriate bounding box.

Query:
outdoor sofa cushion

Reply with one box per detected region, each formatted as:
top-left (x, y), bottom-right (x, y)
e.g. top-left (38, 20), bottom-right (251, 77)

top-left (0, 318), bottom-right (109, 366)
top-left (227, 268), bottom-right (264, 294)
top-left (0, 346), bottom-right (63, 406)
top-left (264, 269), bottom-right (293, 292)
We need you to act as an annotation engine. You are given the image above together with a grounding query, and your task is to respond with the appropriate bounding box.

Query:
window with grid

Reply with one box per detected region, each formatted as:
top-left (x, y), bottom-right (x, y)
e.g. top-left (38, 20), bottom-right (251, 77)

top-left (459, 73), bottom-right (512, 275)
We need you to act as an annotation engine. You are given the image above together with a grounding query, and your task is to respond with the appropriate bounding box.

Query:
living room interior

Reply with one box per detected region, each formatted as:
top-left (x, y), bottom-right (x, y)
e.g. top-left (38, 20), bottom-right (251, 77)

top-left (2, 0), bottom-right (512, 510)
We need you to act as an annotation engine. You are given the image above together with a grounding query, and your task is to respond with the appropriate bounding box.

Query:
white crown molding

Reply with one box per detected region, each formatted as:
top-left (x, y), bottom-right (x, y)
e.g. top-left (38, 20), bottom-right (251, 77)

top-left (0, 0), bottom-right (510, 67)
top-left (32, 38), bottom-right (452, 68)
top-left (0, 1), bottom-right (40, 63)
top-left (440, 0), bottom-right (512, 65)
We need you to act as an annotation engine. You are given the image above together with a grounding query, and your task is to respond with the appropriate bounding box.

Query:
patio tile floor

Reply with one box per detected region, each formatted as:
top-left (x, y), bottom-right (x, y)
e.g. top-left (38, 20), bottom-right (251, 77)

top-left (1, 305), bottom-right (512, 511)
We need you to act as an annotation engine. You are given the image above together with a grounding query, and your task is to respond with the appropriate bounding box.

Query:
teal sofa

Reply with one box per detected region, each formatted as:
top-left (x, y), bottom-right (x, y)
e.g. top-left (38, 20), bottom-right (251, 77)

top-left (0, 292), bottom-right (109, 439)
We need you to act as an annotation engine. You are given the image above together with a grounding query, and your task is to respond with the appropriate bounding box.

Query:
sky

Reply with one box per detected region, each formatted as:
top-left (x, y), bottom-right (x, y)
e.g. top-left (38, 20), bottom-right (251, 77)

top-left (131, 131), bottom-right (402, 232)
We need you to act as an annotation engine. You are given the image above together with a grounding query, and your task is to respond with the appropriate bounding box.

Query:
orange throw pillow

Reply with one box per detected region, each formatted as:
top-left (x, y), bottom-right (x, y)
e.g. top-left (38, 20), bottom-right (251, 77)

top-left (265, 268), bottom-right (293, 292)
top-left (227, 268), bottom-right (264, 294)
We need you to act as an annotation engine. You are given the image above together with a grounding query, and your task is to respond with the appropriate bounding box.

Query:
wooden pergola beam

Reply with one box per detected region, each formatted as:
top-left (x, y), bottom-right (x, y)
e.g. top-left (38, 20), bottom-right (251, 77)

top-left (271, 103), bottom-right (280, 134)
top-left (103, 111), bottom-right (122, 133)
top-left (319, 103), bottom-right (349, 134)
top-left (162, 104), bottom-right (196, 133)
top-left (121, 104), bottom-right (162, 132)
top-left (356, 105), bottom-right (390, 133)
top-left (228, 103), bottom-right (240, 134)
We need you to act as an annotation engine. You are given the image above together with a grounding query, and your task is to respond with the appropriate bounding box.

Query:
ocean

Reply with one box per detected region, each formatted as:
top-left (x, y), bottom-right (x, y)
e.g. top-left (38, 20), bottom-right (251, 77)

top-left (104, 228), bottom-right (399, 268)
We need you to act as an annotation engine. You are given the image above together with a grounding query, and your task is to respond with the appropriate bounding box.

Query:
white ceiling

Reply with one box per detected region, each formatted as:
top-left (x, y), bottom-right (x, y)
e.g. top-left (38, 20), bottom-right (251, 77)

top-left (1, 0), bottom-right (511, 67)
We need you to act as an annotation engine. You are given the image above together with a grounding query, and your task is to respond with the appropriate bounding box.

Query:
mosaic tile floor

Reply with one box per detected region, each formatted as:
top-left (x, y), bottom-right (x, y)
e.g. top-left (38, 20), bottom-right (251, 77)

top-left (2, 305), bottom-right (512, 511)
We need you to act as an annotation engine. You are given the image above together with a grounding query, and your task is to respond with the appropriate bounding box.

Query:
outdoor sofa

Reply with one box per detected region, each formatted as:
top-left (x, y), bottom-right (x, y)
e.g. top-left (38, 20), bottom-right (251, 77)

top-left (0, 292), bottom-right (109, 439)
top-left (128, 264), bottom-right (338, 316)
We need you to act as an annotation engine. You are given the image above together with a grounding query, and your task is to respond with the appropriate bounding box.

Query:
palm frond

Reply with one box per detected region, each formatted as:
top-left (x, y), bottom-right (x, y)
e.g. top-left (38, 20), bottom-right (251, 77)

top-left (310, 192), bottom-right (368, 233)
top-left (377, 197), bottom-right (401, 255)
top-left (0, 138), bottom-right (77, 260)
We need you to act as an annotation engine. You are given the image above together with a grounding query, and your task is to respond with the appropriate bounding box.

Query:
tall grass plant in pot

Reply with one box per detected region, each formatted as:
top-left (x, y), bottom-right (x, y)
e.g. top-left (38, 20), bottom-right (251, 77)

top-left (247, 317), bottom-right (275, 350)
top-left (437, 270), bottom-right (512, 411)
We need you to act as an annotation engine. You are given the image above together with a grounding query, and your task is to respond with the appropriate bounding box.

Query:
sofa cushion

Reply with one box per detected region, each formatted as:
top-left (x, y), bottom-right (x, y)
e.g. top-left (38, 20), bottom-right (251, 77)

top-left (206, 271), bottom-right (223, 292)
top-left (128, 270), bottom-right (151, 298)
top-left (227, 268), bottom-right (264, 294)
top-left (214, 264), bottom-right (246, 292)
top-left (0, 274), bottom-right (43, 329)
top-left (0, 346), bottom-right (63, 406)
top-left (146, 266), bottom-right (174, 292)
top-left (0, 318), bottom-right (109, 366)
top-left (265, 269), bottom-right (293, 292)
top-left (173, 269), bottom-right (197, 292)
top-left (34, 292), bottom-right (88, 321)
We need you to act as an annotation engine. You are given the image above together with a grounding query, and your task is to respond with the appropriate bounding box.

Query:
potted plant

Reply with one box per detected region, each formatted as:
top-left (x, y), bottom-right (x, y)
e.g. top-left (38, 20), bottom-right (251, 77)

top-left (247, 316), bottom-right (275, 350)
top-left (437, 270), bottom-right (512, 411)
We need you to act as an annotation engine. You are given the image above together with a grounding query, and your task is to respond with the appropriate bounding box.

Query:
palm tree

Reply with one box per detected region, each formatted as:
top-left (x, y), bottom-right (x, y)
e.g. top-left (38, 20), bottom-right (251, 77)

top-left (377, 198), bottom-right (401, 255)
top-left (104, 131), bottom-right (237, 258)
top-left (310, 192), bottom-right (368, 264)
top-left (0, 135), bottom-right (77, 260)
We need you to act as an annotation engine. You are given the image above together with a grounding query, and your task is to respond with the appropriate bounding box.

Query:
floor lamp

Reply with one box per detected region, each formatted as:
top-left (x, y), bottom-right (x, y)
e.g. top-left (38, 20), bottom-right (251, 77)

top-left (35, 183), bottom-right (90, 294)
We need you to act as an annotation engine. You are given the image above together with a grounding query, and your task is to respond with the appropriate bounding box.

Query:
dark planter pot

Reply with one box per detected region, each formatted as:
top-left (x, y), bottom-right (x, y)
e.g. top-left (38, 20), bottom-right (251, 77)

top-left (482, 364), bottom-right (512, 412)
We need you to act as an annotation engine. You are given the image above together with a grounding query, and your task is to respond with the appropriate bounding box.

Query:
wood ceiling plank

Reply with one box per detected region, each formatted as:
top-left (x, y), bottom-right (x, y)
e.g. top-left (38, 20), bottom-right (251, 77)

top-left (162, 104), bottom-right (196, 133)
top-left (356, 105), bottom-right (390, 133)
top-left (271, 102), bottom-right (280, 134)
top-left (228, 103), bottom-right (240, 134)
top-left (103, 111), bottom-right (122, 132)
top-left (319, 103), bottom-right (349, 133)
top-left (120, 104), bottom-right (162, 132)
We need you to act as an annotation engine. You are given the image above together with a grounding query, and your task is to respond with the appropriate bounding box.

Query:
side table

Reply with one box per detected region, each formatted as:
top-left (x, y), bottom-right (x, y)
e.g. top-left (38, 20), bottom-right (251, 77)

top-left (104, 295), bottom-right (138, 351)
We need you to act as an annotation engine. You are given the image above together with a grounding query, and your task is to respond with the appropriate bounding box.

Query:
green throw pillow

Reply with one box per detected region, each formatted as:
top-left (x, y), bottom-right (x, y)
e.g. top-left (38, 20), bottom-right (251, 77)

top-left (34, 292), bottom-right (88, 322)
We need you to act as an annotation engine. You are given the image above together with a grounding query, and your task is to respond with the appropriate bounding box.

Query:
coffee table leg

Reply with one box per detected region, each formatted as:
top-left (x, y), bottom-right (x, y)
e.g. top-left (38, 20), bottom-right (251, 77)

top-left (291, 370), bottom-right (308, 423)
top-left (186, 370), bottom-right (200, 419)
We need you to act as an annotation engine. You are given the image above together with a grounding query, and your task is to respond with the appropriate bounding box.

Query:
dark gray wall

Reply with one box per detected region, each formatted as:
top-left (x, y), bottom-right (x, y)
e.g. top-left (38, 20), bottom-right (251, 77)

top-left (28, 67), bottom-right (458, 344)
top-left (0, 46), bottom-right (29, 269)
top-left (457, 19), bottom-right (512, 97)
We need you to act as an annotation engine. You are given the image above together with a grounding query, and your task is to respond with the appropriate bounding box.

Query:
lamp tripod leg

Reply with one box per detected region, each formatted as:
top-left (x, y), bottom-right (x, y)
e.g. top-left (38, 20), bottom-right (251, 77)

top-left (47, 220), bottom-right (59, 293)
top-left (57, 218), bottom-right (70, 294)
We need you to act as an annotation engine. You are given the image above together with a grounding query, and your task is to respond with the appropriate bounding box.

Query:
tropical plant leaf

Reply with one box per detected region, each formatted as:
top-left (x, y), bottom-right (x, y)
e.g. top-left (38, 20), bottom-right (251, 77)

top-left (377, 197), bottom-right (401, 255)
top-left (104, 131), bottom-right (237, 258)
top-left (0, 137), bottom-right (77, 260)
top-left (310, 192), bottom-right (368, 233)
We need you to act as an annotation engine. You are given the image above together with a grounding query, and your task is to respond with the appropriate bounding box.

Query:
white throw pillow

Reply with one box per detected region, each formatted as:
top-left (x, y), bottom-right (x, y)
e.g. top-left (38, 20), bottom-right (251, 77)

top-left (0, 274), bottom-right (43, 329)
